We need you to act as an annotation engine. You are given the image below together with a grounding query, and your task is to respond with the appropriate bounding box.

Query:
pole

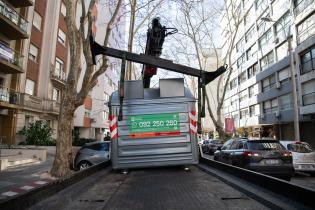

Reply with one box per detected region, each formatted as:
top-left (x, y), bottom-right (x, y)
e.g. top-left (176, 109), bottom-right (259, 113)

top-left (288, 32), bottom-right (300, 141)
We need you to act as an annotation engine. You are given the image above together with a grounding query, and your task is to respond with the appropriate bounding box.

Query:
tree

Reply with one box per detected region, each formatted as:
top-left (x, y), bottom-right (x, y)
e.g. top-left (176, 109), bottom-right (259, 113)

top-left (172, 0), bottom-right (250, 140)
top-left (50, 0), bottom-right (122, 178)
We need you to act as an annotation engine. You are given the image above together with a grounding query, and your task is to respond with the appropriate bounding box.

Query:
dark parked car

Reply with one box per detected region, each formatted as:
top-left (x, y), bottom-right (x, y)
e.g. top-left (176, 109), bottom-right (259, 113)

top-left (201, 140), bottom-right (211, 154)
top-left (207, 139), bottom-right (224, 155)
top-left (214, 139), bottom-right (294, 180)
top-left (74, 141), bottom-right (111, 170)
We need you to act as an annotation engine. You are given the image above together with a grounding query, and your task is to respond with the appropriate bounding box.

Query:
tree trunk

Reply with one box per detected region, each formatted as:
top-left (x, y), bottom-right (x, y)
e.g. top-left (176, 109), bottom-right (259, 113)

top-left (50, 92), bottom-right (75, 178)
top-left (126, 0), bottom-right (136, 80)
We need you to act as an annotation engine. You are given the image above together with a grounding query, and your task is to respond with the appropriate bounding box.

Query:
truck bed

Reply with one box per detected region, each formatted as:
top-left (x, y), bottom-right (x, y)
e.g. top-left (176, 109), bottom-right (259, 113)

top-left (29, 166), bottom-right (267, 210)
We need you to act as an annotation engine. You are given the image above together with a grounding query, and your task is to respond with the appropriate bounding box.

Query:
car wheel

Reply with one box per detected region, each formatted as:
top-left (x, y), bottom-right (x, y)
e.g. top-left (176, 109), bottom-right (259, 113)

top-left (78, 161), bottom-right (92, 170)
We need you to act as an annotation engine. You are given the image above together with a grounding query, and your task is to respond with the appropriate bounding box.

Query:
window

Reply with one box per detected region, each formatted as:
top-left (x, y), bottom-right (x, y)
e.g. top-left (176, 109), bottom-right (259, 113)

top-left (238, 71), bottom-right (247, 85)
top-left (278, 68), bottom-right (289, 83)
top-left (239, 89), bottom-right (248, 102)
top-left (259, 29), bottom-right (272, 51)
top-left (279, 93), bottom-right (293, 110)
top-left (58, 29), bottom-right (66, 45)
top-left (262, 74), bottom-right (276, 92)
top-left (246, 44), bottom-right (257, 60)
top-left (230, 78), bottom-right (238, 90)
top-left (29, 44), bottom-right (38, 62)
top-left (236, 37), bottom-right (245, 53)
top-left (276, 42), bottom-right (288, 61)
top-left (247, 63), bottom-right (259, 78)
top-left (61, 2), bottom-right (66, 16)
top-left (240, 108), bottom-right (249, 119)
top-left (275, 12), bottom-right (291, 42)
top-left (25, 115), bottom-right (34, 128)
top-left (297, 13), bottom-right (315, 44)
top-left (33, 11), bottom-right (42, 30)
top-left (249, 105), bottom-right (256, 117)
top-left (260, 51), bottom-right (274, 71)
top-left (255, 0), bottom-right (268, 12)
top-left (55, 58), bottom-right (63, 70)
top-left (25, 79), bottom-right (35, 95)
top-left (300, 47), bottom-right (315, 74)
top-left (52, 88), bottom-right (60, 101)
top-left (237, 54), bottom-right (245, 68)
top-left (248, 84), bottom-right (258, 98)
top-left (245, 25), bottom-right (255, 42)
top-left (302, 79), bottom-right (315, 105)
top-left (263, 98), bottom-right (278, 113)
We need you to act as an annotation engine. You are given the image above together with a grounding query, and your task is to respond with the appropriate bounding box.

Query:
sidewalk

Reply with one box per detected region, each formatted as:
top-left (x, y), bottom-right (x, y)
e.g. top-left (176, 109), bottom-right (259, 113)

top-left (0, 153), bottom-right (56, 200)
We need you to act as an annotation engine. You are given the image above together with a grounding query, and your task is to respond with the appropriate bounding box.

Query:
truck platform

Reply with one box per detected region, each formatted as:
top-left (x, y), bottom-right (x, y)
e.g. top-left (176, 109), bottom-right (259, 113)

top-left (28, 166), bottom-right (267, 210)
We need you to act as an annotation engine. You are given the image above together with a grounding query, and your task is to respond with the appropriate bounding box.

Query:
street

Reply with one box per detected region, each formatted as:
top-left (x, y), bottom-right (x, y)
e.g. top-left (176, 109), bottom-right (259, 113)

top-left (203, 154), bottom-right (315, 190)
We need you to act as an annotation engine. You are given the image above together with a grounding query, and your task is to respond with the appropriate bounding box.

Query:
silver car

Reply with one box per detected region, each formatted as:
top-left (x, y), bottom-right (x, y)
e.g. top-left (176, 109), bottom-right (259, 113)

top-left (74, 141), bottom-right (111, 170)
top-left (280, 141), bottom-right (315, 176)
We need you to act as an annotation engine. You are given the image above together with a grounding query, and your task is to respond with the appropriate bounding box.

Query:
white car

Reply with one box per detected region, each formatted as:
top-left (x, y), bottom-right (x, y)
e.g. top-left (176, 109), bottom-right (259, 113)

top-left (280, 141), bottom-right (315, 176)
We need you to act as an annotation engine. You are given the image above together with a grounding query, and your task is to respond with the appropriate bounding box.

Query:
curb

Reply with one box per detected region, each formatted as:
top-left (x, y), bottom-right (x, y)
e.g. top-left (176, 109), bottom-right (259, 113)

top-left (0, 161), bottom-right (110, 210)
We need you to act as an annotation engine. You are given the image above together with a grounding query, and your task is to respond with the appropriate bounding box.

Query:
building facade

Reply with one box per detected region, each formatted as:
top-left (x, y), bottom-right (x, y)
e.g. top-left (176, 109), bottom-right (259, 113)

top-left (0, 0), bottom-right (33, 145)
top-left (222, 0), bottom-right (315, 145)
top-left (0, 0), bottom-right (125, 145)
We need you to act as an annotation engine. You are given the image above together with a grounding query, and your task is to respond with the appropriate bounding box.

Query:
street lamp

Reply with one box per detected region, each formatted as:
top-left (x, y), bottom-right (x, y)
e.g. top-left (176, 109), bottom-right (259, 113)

top-left (261, 16), bottom-right (300, 141)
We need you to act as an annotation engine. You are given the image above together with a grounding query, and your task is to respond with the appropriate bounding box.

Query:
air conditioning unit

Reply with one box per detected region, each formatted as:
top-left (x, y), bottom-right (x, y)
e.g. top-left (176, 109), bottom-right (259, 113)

top-left (275, 111), bottom-right (280, 118)
top-left (276, 82), bottom-right (281, 89)
top-left (273, 37), bottom-right (279, 44)
top-left (91, 118), bottom-right (97, 123)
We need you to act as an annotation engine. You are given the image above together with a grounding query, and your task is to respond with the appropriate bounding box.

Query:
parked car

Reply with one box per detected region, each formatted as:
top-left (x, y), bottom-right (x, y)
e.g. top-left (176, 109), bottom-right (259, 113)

top-left (201, 140), bottom-right (211, 154)
top-left (74, 141), bottom-right (111, 170)
top-left (214, 138), bottom-right (294, 180)
top-left (280, 141), bottom-right (315, 176)
top-left (207, 139), bottom-right (224, 155)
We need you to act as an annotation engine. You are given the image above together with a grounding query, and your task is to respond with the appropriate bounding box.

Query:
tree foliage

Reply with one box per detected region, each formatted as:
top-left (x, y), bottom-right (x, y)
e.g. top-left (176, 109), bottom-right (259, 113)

top-left (18, 121), bottom-right (54, 146)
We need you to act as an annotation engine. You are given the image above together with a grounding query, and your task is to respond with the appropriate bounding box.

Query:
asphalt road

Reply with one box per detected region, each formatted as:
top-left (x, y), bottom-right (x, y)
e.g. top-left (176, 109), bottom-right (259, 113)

top-left (203, 154), bottom-right (315, 190)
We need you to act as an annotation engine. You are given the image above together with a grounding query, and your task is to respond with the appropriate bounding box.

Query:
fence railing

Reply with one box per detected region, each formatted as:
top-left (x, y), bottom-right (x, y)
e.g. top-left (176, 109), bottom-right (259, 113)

top-left (50, 66), bottom-right (67, 83)
top-left (0, 41), bottom-right (24, 68)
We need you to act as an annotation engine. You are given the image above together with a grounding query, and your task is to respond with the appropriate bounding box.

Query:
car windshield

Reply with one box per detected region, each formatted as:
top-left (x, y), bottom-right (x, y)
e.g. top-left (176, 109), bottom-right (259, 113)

top-left (287, 143), bottom-right (313, 153)
top-left (248, 141), bottom-right (285, 150)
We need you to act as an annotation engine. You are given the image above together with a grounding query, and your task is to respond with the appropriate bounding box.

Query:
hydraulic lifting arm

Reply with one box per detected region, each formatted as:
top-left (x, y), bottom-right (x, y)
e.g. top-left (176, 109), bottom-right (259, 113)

top-left (90, 18), bottom-right (227, 133)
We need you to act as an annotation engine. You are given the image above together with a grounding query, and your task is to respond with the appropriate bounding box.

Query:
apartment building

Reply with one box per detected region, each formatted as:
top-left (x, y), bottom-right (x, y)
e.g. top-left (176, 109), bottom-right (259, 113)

top-left (0, 0), bottom-right (124, 145)
top-left (0, 0), bottom-right (33, 145)
top-left (222, 0), bottom-right (315, 145)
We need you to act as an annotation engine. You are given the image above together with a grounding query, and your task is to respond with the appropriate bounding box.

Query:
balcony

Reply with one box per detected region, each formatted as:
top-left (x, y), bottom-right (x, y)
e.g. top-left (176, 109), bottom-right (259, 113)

top-left (50, 66), bottom-right (67, 88)
top-left (0, 42), bottom-right (24, 74)
top-left (0, 0), bottom-right (28, 40)
top-left (294, 0), bottom-right (314, 17)
top-left (42, 100), bottom-right (60, 115)
top-left (19, 93), bottom-right (42, 111)
top-left (7, 0), bottom-right (33, 8)
top-left (0, 86), bottom-right (19, 109)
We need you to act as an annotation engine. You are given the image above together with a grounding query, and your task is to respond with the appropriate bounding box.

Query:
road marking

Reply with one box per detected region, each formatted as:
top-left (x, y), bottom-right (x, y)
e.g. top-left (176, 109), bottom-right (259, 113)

top-left (34, 181), bottom-right (48, 185)
top-left (20, 185), bottom-right (35, 190)
top-left (1, 191), bottom-right (19, 196)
